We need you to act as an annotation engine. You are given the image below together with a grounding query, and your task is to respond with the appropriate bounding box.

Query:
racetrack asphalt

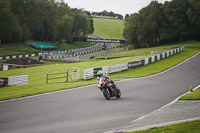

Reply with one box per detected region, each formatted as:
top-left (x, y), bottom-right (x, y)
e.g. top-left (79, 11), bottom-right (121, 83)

top-left (0, 53), bottom-right (199, 133)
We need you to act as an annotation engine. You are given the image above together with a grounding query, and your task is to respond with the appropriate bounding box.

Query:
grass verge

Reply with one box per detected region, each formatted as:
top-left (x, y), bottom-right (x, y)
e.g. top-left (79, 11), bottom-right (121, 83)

top-left (179, 88), bottom-right (200, 100)
top-left (127, 119), bottom-right (200, 133)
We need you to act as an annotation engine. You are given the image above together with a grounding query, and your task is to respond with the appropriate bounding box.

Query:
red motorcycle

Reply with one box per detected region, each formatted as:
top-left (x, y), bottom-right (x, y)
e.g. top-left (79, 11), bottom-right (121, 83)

top-left (97, 77), bottom-right (121, 100)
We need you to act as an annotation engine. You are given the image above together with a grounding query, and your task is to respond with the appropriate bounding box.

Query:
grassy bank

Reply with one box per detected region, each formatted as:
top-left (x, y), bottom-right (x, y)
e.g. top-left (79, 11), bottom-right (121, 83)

top-left (0, 42), bottom-right (199, 101)
top-left (0, 42), bottom-right (96, 57)
top-left (93, 18), bottom-right (124, 40)
top-left (127, 120), bottom-right (200, 133)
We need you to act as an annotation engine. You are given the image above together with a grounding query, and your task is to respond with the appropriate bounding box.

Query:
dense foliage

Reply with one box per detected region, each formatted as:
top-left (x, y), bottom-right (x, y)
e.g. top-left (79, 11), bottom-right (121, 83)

top-left (124, 0), bottom-right (200, 47)
top-left (0, 0), bottom-right (93, 44)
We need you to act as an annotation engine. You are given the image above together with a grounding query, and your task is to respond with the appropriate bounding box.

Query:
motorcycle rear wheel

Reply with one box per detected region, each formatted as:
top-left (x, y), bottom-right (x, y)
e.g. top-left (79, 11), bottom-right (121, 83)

top-left (102, 88), bottom-right (111, 100)
top-left (116, 86), bottom-right (121, 98)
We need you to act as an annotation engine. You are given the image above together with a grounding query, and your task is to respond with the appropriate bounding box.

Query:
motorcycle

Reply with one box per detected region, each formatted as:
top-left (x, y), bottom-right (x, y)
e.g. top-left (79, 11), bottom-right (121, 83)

top-left (97, 77), bottom-right (121, 100)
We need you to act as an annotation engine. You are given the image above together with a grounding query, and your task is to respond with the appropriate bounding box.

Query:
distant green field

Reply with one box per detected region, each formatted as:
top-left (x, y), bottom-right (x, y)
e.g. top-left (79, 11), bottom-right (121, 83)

top-left (93, 18), bottom-right (124, 40)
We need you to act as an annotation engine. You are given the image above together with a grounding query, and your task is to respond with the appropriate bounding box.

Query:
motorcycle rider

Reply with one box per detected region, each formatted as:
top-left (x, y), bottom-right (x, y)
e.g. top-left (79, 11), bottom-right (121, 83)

top-left (97, 71), bottom-right (116, 90)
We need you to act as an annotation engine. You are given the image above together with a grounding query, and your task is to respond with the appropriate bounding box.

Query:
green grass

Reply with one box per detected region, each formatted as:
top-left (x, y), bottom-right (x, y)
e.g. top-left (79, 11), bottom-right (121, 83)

top-left (127, 120), bottom-right (200, 133)
top-left (179, 88), bottom-right (200, 100)
top-left (0, 42), bottom-right (199, 101)
top-left (0, 41), bottom-right (96, 57)
top-left (93, 18), bottom-right (124, 40)
top-left (0, 57), bottom-right (139, 100)
top-left (95, 45), bottom-right (172, 60)
top-left (0, 43), bottom-right (40, 56)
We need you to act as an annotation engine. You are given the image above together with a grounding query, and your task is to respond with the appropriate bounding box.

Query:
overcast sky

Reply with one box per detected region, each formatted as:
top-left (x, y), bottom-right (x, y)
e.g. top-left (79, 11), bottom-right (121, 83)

top-left (64, 0), bottom-right (171, 16)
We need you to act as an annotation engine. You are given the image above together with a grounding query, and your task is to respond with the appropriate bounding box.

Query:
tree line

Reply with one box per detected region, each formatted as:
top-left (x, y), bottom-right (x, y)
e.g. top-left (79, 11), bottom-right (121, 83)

top-left (124, 0), bottom-right (200, 47)
top-left (0, 0), bottom-right (94, 44)
top-left (91, 10), bottom-right (123, 20)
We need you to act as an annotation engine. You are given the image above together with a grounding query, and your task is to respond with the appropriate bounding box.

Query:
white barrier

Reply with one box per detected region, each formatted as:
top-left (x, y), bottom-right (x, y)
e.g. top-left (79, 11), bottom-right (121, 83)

top-left (145, 58), bottom-right (149, 65)
top-left (8, 75), bottom-right (28, 86)
top-left (174, 49), bottom-right (177, 54)
top-left (170, 50), bottom-right (174, 56)
top-left (110, 63), bottom-right (128, 73)
top-left (166, 51), bottom-right (169, 57)
top-left (84, 68), bottom-right (94, 80)
top-left (152, 56), bottom-right (155, 63)
top-left (102, 66), bottom-right (111, 74)
top-left (162, 53), bottom-right (166, 59)
top-left (157, 54), bottom-right (160, 60)
top-left (177, 48), bottom-right (180, 53)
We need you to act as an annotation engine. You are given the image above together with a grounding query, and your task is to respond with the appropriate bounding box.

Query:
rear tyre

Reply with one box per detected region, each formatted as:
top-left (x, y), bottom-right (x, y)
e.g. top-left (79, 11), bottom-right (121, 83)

top-left (102, 88), bottom-right (111, 100)
top-left (116, 86), bottom-right (121, 98)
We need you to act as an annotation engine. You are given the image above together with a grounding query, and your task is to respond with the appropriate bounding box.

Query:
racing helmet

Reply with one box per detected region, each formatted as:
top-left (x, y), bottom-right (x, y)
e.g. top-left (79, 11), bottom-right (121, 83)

top-left (97, 70), bottom-right (103, 77)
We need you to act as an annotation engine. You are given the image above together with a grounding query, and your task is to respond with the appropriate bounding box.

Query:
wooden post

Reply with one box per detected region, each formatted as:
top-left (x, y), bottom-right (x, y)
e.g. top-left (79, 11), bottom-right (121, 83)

top-left (66, 70), bottom-right (68, 82)
top-left (46, 73), bottom-right (48, 84)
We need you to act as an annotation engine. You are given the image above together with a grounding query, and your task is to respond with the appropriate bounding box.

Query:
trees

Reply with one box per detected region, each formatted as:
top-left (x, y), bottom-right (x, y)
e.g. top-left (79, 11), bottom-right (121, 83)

top-left (160, 0), bottom-right (190, 43)
top-left (54, 15), bottom-right (73, 43)
top-left (72, 10), bottom-right (92, 38)
top-left (0, 0), bottom-right (94, 44)
top-left (92, 11), bottom-right (123, 20)
top-left (123, 13), bottom-right (140, 47)
top-left (124, 0), bottom-right (200, 47)
top-left (0, 0), bottom-right (22, 43)
top-left (137, 1), bottom-right (163, 47)
top-left (124, 1), bottom-right (163, 47)
top-left (187, 0), bottom-right (200, 40)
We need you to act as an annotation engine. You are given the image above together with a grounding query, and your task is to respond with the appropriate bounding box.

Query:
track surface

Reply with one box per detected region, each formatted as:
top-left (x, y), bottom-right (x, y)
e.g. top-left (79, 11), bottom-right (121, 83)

top-left (0, 53), bottom-right (199, 133)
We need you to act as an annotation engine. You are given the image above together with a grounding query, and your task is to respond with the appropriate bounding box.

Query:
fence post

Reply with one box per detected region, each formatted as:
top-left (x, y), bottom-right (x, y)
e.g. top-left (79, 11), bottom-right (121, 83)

top-left (46, 73), bottom-right (48, 84)
top-left (66, 70), bottom-right (68, 82)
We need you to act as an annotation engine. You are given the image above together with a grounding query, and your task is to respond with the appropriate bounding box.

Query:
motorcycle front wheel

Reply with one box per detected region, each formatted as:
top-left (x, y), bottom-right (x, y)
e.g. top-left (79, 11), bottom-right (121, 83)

top-left (102, 87), bottom-right (111, 100)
